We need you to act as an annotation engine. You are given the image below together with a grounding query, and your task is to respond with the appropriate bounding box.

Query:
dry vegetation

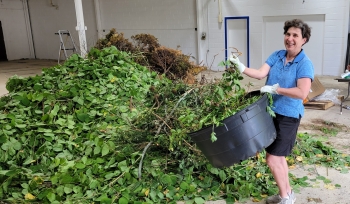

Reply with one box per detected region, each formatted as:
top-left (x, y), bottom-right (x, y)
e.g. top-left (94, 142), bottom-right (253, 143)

top-left (95, 28), bottom-right (206, 82)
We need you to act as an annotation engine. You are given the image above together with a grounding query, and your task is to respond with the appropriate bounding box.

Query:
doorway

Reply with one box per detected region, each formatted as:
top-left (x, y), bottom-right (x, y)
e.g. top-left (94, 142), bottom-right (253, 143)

top-left (225, 16), bottom-right (250, 67)
top-left (0, 21), bottom-right (7, 61)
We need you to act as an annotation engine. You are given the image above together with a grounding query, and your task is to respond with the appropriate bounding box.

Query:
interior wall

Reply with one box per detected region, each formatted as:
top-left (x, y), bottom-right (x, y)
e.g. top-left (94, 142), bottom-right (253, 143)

top-left (2, 0), bottom-right (197, 61)
top-left (201, 0), bottom-right (350, 76)
top-left (28, 0), bottom-right (97, 60)
top-left (263, 15), bottom-right (325, 76)
top-left (0, 0), bottom-right (33, 60)
top-left (1, 0), bottom-right (349, 76)
top-left (97, 0), bottom-right (198, 59)
top-left (27, 0), bottom-right (197, 61)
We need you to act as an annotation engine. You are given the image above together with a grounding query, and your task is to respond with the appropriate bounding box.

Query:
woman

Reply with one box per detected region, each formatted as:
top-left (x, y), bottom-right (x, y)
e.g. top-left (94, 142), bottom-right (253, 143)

top-left (230, 19), bottom-right (313, 204)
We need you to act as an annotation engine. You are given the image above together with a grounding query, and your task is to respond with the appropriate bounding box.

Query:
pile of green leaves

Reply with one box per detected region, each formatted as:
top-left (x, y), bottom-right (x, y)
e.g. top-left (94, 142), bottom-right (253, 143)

top-left (0, 46), bottom-right (349, 204)
top-left (0, 46), bottom-right (256, 203)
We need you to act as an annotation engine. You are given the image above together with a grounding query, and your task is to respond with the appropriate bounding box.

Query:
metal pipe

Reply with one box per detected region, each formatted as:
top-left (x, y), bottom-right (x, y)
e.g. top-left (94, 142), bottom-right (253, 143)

top-left (218, 0), bottom-right (223, 23)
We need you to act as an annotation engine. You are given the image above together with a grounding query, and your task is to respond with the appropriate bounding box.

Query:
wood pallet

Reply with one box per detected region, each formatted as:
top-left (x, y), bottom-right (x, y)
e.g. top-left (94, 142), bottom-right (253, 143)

top-left (304, 100), bottom-right (334, 110)
top-left (304, 96), bottom-right (344, 110)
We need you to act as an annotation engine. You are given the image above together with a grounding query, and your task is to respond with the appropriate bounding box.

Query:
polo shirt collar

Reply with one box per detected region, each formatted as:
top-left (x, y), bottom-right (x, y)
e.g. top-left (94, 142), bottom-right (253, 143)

top-left (277, 49), bottom-right (305, 63)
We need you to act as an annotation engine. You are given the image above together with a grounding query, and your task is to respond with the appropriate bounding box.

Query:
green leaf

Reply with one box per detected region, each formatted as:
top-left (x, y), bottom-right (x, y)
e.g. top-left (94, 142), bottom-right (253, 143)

top-left (0, 170), bottom-right (10, 175)
top-left (89, 179), bottom-right (100, 189)
top-left (219, 170), bottom-right (227, 181)
top-left (47, 192), bottom-right (56, 202)
top-left (81, 156), bottom-right (88, 164)
top-left (102, 143), bottom-right (110, 156)
top-left (0, 135), bottom-right (7, 143)
top-left (76, 113), bottom-right (90, 122)
top-left (180, 182), bottom-right (189, 190)
top-left (94, 145), bottom-right (101, 155)
top-left (209, 167), bottom-right (219, 175)
top-left (73, 186), bottom-right (81, 194)
top-left (75, 162), bottom-right (86, 169)
top-left (20, 96), bottom-right (30, 106)
top-left (316, 176), bottom-right (326, 180)
top-left (51, 104), bottom-right (60, 116)
top-left (73, 96), bottom-right (84, 105)
top-left (33, 93), bottom-right (44, 101)
top-left (86, 190), bottom-right (94, 198)
top-left (104, 172), bottom-right (116, 180)
top-left (67, 116), bottom-right (75, 129)
top-left (217, 87), bottom-right (224, 99)
top-left (55, 185), bottom-right (64, 197)
top-left (161, 175), bottom-right (173, 185)
top-left (23, 157), bottom-right (36, 165)
top-left (15, 124), bottom-right (27, 129)
top-left (194, 197), bottom-right (205, 204)
top-left (118, 160), bottom-right (129, 172)
top-left (119, 106), bottom-right (129, 113)
top-left (64, 186), bottom-right (73, 194)
top-left (33, 83), bottom-right (43, 91)
top-left (118, 197), bottom-right (128, 204)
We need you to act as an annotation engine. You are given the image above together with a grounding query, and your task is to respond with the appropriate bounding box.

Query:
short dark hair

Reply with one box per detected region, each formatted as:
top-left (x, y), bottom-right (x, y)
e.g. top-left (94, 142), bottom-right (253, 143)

top-left (283, 19), bottom-right (311, 44)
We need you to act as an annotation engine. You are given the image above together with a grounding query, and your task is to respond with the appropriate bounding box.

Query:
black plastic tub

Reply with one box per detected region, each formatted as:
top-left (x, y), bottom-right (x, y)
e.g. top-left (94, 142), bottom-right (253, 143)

top-left (189, 91), bottom-right (276, 168)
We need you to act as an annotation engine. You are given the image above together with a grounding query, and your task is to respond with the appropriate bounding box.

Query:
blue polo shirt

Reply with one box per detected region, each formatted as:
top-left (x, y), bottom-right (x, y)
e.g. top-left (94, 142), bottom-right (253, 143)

top-left (265, 49), bottom-right (314, 119)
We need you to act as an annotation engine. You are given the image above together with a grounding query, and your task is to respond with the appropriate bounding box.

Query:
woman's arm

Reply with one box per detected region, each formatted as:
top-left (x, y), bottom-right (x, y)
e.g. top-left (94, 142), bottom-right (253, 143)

top-left (276, 77), bottom-right (312, 99)
top-left (242, 63), bottom-right (271, 80)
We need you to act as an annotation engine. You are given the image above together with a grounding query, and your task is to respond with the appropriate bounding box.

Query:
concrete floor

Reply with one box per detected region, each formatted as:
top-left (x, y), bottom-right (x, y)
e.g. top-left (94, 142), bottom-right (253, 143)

top-left (0, 59), bottom-right (350, 204)
top-left (0, 59), bottom-right (57, 97)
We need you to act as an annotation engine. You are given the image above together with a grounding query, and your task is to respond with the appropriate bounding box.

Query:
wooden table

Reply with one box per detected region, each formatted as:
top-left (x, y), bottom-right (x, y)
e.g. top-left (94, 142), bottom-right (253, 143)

top-left (334, 78), bottom-right (350, 114)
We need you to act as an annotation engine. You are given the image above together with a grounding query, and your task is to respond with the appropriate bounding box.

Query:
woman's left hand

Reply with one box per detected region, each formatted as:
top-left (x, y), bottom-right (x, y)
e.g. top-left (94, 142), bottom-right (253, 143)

top-left (260, 83), bottom-right (280, 94)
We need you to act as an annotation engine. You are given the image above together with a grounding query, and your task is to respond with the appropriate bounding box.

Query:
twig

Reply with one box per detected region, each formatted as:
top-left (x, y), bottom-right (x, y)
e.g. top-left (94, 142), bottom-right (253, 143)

top-left (155, 88), bottom-right (194, 135)
top-left (138, 88), bottom-right (195, 180)
top-left (183, 139), bottom-right (201, 153)
top-left (138, 141), bottom-right (152, 180)
top-left (207, 47), bottom-right (242, 72)
top-left (152, 112), bottom-right (172, 130)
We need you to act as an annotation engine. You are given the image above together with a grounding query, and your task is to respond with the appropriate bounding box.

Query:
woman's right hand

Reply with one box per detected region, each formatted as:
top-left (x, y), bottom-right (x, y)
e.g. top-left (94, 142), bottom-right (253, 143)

top-left (229, 54), bottom-right (246, 73)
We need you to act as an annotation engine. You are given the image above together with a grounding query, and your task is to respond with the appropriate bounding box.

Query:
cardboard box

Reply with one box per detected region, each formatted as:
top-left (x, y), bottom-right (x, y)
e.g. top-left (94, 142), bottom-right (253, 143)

top-left (304, 77), bottom-right (325, 102)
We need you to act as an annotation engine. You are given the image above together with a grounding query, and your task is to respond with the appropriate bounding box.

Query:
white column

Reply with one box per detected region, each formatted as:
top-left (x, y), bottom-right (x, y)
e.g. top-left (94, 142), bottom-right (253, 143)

top-left (74, 0), bottom-right (87, 57)
top-left (22, 0), bottom-right (35, 59)
top-left (94, 0), bottom-right (103, 40)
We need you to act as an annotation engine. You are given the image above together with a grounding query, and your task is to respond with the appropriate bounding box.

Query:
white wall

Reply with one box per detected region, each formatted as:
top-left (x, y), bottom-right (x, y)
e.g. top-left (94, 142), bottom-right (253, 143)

top-left (28, 0), bottom-right (197, 60)
top-left (1, 0), bottom-right (349, 76)
top-left (198, 0), bottom-right (350, 76)
top-left (263, 15), bottom-right (325, 75)
top-left (28, 0), bottom-right (97, 60)
top-left (97, 0), bottom-right (198, 58)
top-left (0, 0), bottom-right (34, 60)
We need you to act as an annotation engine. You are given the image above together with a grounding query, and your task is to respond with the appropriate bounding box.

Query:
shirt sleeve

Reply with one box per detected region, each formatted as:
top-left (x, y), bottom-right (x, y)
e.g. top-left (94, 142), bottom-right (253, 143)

top-left (296, 58), bottom-right (314, 81)
top-left (265, 50), bottom-right (282, 67)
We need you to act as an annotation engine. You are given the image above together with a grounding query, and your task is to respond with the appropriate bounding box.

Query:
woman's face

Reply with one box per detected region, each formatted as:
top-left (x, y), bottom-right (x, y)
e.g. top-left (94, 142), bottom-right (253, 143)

top-left (284, 27), bottom-right (306, 53)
